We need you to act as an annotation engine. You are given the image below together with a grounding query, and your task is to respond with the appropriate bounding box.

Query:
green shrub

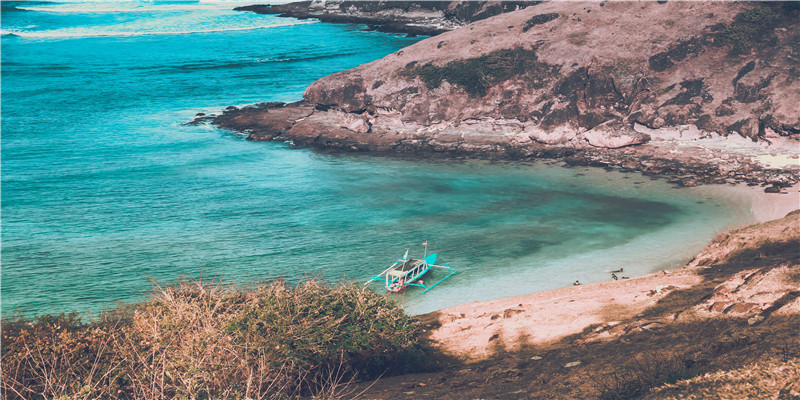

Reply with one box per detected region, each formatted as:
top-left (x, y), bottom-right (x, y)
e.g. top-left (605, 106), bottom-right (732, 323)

top-left (714, 7), bottom-right (778, 56)
top-left (406, 47), bottom-right (559, 97)
top-left (228, 279), bottom-right (422, 387)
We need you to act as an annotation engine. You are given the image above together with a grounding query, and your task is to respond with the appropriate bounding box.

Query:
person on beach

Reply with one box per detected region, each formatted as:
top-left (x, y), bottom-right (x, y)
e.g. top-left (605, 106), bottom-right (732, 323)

top-left (573, 280), bottom-right (581, 286)
top-left (611, 273), bottom-right (618, 281)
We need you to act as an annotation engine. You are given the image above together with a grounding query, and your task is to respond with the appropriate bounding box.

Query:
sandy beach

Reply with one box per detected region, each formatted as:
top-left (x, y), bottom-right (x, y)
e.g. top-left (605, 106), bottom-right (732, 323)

top-left (745, 183), bottom-right (800, 222)
top-left (423, 186), bottom-right (800, 360)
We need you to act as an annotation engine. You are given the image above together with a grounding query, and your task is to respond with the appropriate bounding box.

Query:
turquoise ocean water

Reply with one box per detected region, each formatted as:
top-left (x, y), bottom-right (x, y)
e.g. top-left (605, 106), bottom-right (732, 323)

top-left (1, 1), bottom-right (756, 316)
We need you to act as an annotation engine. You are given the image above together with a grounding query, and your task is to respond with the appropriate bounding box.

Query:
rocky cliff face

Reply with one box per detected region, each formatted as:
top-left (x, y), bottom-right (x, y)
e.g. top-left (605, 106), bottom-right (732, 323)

top-left (210, 1), bottom-right (800, 186)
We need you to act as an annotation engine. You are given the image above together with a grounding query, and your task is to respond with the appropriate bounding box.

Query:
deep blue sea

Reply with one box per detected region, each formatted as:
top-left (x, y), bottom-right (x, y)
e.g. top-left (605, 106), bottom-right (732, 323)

top-left (1, 1), bottom-right (757, 316)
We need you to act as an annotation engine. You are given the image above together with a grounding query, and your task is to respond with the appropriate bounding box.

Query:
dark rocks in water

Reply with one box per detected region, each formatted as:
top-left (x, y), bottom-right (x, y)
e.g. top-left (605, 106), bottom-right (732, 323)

top-left (211, 102), bottom-right (313, 142)
top-left (185, 114), bottom-right (215, 126)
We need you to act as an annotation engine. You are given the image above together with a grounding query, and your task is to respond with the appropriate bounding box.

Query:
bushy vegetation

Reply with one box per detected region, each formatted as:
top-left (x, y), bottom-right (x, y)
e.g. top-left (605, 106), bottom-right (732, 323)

top-left (713, 6), bottom-right (779, 56)
top-left (405, 47), bottom-right (559, 97)
top-left (1, 278), bottom-right (422, 400)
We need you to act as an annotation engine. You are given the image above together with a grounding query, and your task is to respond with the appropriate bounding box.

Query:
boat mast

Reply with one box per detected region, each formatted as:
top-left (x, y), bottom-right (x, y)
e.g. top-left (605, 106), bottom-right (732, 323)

top-left (422, 240), bottom-right (428, 258)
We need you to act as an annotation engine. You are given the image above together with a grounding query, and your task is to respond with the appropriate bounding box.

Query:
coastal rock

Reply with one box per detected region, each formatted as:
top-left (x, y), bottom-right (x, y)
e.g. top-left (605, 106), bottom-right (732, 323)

top-left (724, 302), bottom-right (760, 314)
top-left (764, 184), bottom-right (782, 193)
top-left (215, 1), bottom-right (800, 186)
top-left (526, 123), bottom-right (578, 145)
top-left (287, 110), bottom-right (373, 147)
top-left (210, 103), bottom-right (314, 141)
top-left (582, 120), bottom-right (651, 149)
top-left (236, 1), bottom-right (537, 37)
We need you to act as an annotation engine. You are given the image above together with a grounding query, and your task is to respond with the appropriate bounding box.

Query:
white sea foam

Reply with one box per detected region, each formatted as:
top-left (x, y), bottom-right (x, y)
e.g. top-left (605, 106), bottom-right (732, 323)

top-left (20, 5), bottom-right (216, 13)
top-left (17, 1), bottom-right (261, 13)
top-left (8, 20), bottom-right (315, 38)
top-left (9, 2), bottom-right (318, 39)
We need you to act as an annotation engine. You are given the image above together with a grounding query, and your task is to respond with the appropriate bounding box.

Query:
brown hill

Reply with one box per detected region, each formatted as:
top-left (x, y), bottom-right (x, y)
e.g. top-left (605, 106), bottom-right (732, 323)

top-left (209, 1), bottom-right (800, 186)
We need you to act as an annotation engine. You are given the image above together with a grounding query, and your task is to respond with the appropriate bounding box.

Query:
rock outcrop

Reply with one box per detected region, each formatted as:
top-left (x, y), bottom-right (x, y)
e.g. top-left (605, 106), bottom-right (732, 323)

top-left (206, 1), bottom-right (800, 185)
top-left (236, 0), bottom-right (536, 36)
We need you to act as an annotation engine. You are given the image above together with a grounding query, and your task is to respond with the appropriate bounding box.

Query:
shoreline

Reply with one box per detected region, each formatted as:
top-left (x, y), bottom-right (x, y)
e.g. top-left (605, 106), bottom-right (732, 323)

top-left (743, 183), bottom-right (800, 222)
top-left (420, 202), bottom-right (800, 360)
top-left (203, 1), bottom-right (800, 193)
top-left (356, 207), bottom-right (799, 398)
top-left (192, 102), bottom-right (797, 317)
top-left (384, 165), bottom-right (796, 316)
top-left (197, 101), bottom-right (800, 189)
top-left (233, 1), bottom-right (536, 37)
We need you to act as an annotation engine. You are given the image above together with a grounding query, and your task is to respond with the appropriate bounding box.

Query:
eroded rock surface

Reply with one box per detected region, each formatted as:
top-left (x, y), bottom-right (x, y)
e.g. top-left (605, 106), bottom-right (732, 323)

top-left (206, 1), bottom-right (800, 185)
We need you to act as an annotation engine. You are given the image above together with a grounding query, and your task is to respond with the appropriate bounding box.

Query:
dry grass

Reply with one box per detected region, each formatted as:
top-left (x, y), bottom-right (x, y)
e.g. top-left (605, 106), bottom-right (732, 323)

top-left (1, 278), bottom-right (422, 400)
top-left (645, 357), bottom-right (800, 399)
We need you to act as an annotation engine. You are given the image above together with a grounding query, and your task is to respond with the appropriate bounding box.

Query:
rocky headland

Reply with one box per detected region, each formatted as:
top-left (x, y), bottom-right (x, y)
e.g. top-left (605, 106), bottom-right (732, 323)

top-left (235, 0), bottom-right (535, 36)
top-left (200, 1), bottom-right (800, 189)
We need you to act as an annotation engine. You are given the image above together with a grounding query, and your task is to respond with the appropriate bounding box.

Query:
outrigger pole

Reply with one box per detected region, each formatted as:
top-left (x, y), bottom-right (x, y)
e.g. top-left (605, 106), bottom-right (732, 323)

top-left (364, 246), bottom-right (458, 294)
top-left (387, 262), bottom-right (457, 294)
top-left (419, 263), bottom-right (457, 293)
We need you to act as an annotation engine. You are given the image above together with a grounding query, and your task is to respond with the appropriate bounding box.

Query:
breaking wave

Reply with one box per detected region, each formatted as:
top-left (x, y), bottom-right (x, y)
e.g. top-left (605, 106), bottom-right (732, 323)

top-left (4, 1), bottom-right (316, 40)
top-left (5, 20), bottom-right (316, 39)
top-left (16, 1), bottom-right (266, 14)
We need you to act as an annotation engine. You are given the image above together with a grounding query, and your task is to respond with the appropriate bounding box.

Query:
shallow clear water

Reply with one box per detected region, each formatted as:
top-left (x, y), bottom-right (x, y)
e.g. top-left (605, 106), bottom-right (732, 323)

top-left (1, 1), bottom-right (755, 316)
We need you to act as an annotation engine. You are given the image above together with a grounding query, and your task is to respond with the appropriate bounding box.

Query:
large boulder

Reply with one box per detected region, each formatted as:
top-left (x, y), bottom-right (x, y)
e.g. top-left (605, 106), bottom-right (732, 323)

top-left (582, 120), bottom-right (651, 149)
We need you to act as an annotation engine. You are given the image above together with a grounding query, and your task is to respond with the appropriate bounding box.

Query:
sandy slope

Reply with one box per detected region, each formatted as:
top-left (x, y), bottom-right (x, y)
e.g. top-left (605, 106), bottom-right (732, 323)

top-left (424, 198), bottom-right (800, 360)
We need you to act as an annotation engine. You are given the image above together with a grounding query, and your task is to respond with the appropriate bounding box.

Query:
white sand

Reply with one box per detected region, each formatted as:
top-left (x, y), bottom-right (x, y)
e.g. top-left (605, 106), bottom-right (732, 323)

top-left (425, 184), bottom-right (799, 360)
top-left (743, 183), bottom-right (800, 222)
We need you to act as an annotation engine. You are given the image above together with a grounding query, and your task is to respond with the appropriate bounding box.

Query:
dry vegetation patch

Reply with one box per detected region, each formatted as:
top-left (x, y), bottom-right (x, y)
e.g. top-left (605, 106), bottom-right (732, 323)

top-left (1, 278), bottom-right (424, 400)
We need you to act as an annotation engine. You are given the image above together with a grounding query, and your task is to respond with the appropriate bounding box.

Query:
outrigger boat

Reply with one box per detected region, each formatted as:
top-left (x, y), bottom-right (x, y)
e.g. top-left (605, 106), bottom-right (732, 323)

top-left (365, 243), bottom-right (457, 294)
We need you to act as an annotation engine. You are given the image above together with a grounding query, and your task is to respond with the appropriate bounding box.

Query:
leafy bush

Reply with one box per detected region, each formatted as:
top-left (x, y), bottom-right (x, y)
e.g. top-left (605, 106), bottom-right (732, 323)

top-left (406, 47), bottom-right (560, 97)
top-left (714, 7), bottom-right (778, 56)
top-left (1, 312), bottom-right (126, 400)
top-left (1, 278), bottom-right (423, 400)
top-left (228, 279), bottom-right (423, 386)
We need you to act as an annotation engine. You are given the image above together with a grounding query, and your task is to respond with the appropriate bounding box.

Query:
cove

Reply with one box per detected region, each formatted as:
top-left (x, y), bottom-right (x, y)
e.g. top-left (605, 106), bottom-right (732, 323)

top-left (1, 1), bottom-right (756, 316)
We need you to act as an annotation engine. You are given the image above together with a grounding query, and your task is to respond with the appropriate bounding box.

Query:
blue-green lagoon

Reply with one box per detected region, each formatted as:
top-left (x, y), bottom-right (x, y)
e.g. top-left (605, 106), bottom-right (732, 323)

top-left (1, 1), bottom-right (758, 316)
